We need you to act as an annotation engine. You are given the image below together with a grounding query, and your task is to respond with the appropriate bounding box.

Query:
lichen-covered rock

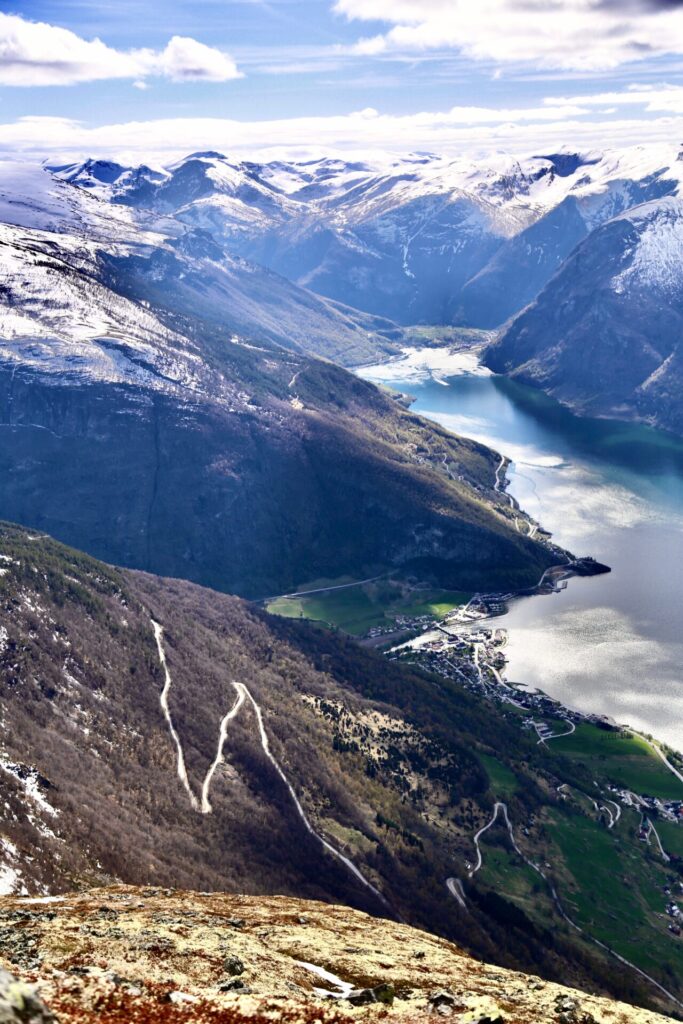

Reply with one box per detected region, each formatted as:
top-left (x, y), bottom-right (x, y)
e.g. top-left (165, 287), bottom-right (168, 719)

top-left (222, 956), bottom-right (245, 977)
top-left (0, 886), bottom-right (675, 1024)
top-left (0, 967), bottom-right (55, 1024)
top-left (346, 983), bottom-right (394, 1006)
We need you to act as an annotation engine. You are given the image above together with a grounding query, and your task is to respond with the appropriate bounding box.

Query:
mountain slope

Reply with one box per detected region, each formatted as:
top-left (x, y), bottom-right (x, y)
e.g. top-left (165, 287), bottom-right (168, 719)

top-left (458, 165), bottom-right (680, 329)
top-left (0, 523), bottom-right (678, 1016)
top-left (485, 196), bottom-right (683, 435)
top-left (1, 161), bottom-right (399, 366)
top-left (0, 887), bottom-right (673, 1024)
top-left (0, 165), bottom-right (553, 598)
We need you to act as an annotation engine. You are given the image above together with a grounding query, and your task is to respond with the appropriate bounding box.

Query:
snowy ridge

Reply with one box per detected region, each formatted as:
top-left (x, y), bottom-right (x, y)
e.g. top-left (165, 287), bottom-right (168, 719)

top-left (54, 143), bottom-right (683, 227)
top-left (4, 143), bottom-right (683, 366)
top-left (49, 142), bottom-right (682, 328)
top-left (612, 196), bottom-right (683, 294)
top-left (0, 222), bottom-right (206, 394)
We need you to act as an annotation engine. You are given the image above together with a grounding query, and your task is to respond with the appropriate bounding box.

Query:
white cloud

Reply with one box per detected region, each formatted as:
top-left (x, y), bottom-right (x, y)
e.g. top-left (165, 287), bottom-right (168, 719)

top-left (334, 0), bottom-right (683, 71)
top-left (0, 13), bottom-right (242, 86)
top-left (155, 36), bottom-right (242, 83)
top-left (545, 84), bottom-right (683, 114)
top-left (0, 105), bottom-right (681, 164)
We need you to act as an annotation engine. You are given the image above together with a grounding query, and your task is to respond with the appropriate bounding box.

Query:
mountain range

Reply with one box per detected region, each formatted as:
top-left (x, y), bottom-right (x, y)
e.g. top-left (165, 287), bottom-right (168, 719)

top-left (52, 144), bottom-right (683, 331)
top-left (2, 143), bottom-right (683, 1021)
top-left (485, 194), bottom-right (683, 435)
top-left (0, 158), bottom-right (552, 598)
top-left (45, 143), bottom-right (683, 436)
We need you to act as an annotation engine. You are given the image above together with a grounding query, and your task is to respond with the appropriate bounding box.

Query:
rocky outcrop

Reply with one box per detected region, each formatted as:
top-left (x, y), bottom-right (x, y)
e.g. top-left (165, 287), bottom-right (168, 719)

top-left (0, 887), bottom-right (671, 1024)
top-left (0, 967), bottom-right (55, 1024)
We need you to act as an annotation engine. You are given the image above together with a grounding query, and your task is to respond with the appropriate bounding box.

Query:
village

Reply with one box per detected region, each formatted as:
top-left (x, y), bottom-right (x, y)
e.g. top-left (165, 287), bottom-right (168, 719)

top-left (385, 615), bottom-right (584, 728)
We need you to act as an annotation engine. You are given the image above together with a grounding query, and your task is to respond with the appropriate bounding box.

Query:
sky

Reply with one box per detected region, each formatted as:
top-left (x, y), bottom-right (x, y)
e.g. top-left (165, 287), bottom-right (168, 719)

top-left (1, 0), bottom-right (683, 162)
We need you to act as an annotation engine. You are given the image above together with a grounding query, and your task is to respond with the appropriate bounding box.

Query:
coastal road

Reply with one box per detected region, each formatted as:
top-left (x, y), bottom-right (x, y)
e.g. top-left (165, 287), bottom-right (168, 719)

top-left (494, 454), bottom-right (514, 508)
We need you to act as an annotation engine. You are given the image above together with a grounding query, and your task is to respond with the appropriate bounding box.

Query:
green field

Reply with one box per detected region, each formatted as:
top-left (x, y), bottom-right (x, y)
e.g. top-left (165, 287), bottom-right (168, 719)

top-left (478, 752), bottom-right (521, 796)
top-left (547, 808), bottom-right (680, 982)
top-left (655, 819), bottom-right (683, 858)
top-left (550, 723), bottom-right (683, 800)
top-left (478, 844), bottom-right (552, 920)
top-left (266, 578), bottom-right (470, 636)
top-left (266, 588), bottom-right (385, 635)
top-left (402, 325), bottom-right (490, 349)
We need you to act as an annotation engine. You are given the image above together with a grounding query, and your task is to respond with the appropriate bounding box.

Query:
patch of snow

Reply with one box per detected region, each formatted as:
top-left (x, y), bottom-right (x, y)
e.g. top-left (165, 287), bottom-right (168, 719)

top-left (295, 960), bottom-right (355, 999)
top-left (0, 838), bottom-right (27, 896)
top-left (0, 759), bottom-right (58, 817)
top-left (19, 895), bottom-right (66, 904)
top-left (612, 198), bottom-right (683, 294)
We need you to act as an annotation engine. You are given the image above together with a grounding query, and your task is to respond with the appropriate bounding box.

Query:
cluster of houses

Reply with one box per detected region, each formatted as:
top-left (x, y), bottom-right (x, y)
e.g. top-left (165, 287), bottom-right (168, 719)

top-left (364, 613), bottom-right (436, 640)
top-left (665, 891), bottom-right (682, 936)
top-left (616, 786), bottom-right (683, 825)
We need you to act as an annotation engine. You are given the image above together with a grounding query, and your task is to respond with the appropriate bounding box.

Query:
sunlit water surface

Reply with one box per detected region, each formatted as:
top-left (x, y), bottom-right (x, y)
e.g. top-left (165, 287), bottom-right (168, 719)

top-left (358, 350), bottom-right (683, 751)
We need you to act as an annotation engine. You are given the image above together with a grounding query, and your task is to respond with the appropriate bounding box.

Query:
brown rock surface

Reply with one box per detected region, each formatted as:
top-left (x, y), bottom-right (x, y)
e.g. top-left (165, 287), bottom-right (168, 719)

top-left (0, 887), bottom-right (673, 1024)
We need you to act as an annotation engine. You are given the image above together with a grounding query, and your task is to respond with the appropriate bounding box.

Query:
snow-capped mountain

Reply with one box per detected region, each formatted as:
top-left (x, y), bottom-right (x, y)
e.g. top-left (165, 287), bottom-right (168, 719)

top-left (55, 144), bottom-right (683, 327)
top-left (0, 158), bottom-right (548, 599)
top-left (486, 194), bottom-right (683, 435)
top-left (0, 161), bottom-right (399, 370)
top-left (49, 157), bottom-right (169, 201)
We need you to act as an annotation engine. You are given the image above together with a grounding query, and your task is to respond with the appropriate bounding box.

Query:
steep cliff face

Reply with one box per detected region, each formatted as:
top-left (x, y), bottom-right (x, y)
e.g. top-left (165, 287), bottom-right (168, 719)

top-left (485, 198), bottom-right (683, 436)
top-left (0, 355), bottom-right (551, 598)
top-left (0, 887), bottom-right (674, 1024)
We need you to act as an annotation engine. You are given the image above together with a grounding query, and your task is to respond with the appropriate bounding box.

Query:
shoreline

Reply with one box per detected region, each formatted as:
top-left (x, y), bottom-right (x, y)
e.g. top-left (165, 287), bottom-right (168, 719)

top-left (357, 345), bottom-right (683, 755)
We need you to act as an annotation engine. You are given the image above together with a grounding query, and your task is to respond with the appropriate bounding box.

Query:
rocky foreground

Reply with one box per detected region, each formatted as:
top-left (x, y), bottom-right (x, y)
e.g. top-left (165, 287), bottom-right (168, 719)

top-left (0, 887), bottom-right (673, 1024)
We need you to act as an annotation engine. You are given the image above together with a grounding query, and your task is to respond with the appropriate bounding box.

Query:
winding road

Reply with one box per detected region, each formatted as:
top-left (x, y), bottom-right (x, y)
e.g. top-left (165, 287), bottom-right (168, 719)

top-left (465, 795), bottom-right (682, 1012)
top-left (151, 619), bottom-right (389, 910)
top-left (152, 620), bottom-right (199, 812)
top-left (153, 618), bottom-right (681, 1010)
top-left (631, 731), bottom-right (683, 786)
top-left (468, 802), bottom-right (520, 877)
top-left (644, 818), bottom-right (671, 863)
top-left (535, 718), bottom-right (576, 745)
top-left (200, 684), bottom-right (247, 814)
top-left (604, 799), bottom-right (621, 827)
top-left (446, 875), bottom-right (468, 909)
top-left (494, 454), bottom-right (514, 507)
top-left (238, 682), bottom-right (390, 909)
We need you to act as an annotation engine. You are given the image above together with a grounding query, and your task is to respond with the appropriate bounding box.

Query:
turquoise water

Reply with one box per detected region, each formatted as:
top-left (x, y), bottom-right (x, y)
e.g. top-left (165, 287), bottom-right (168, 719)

top-left (360, 355), bottom-right (683, 750)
